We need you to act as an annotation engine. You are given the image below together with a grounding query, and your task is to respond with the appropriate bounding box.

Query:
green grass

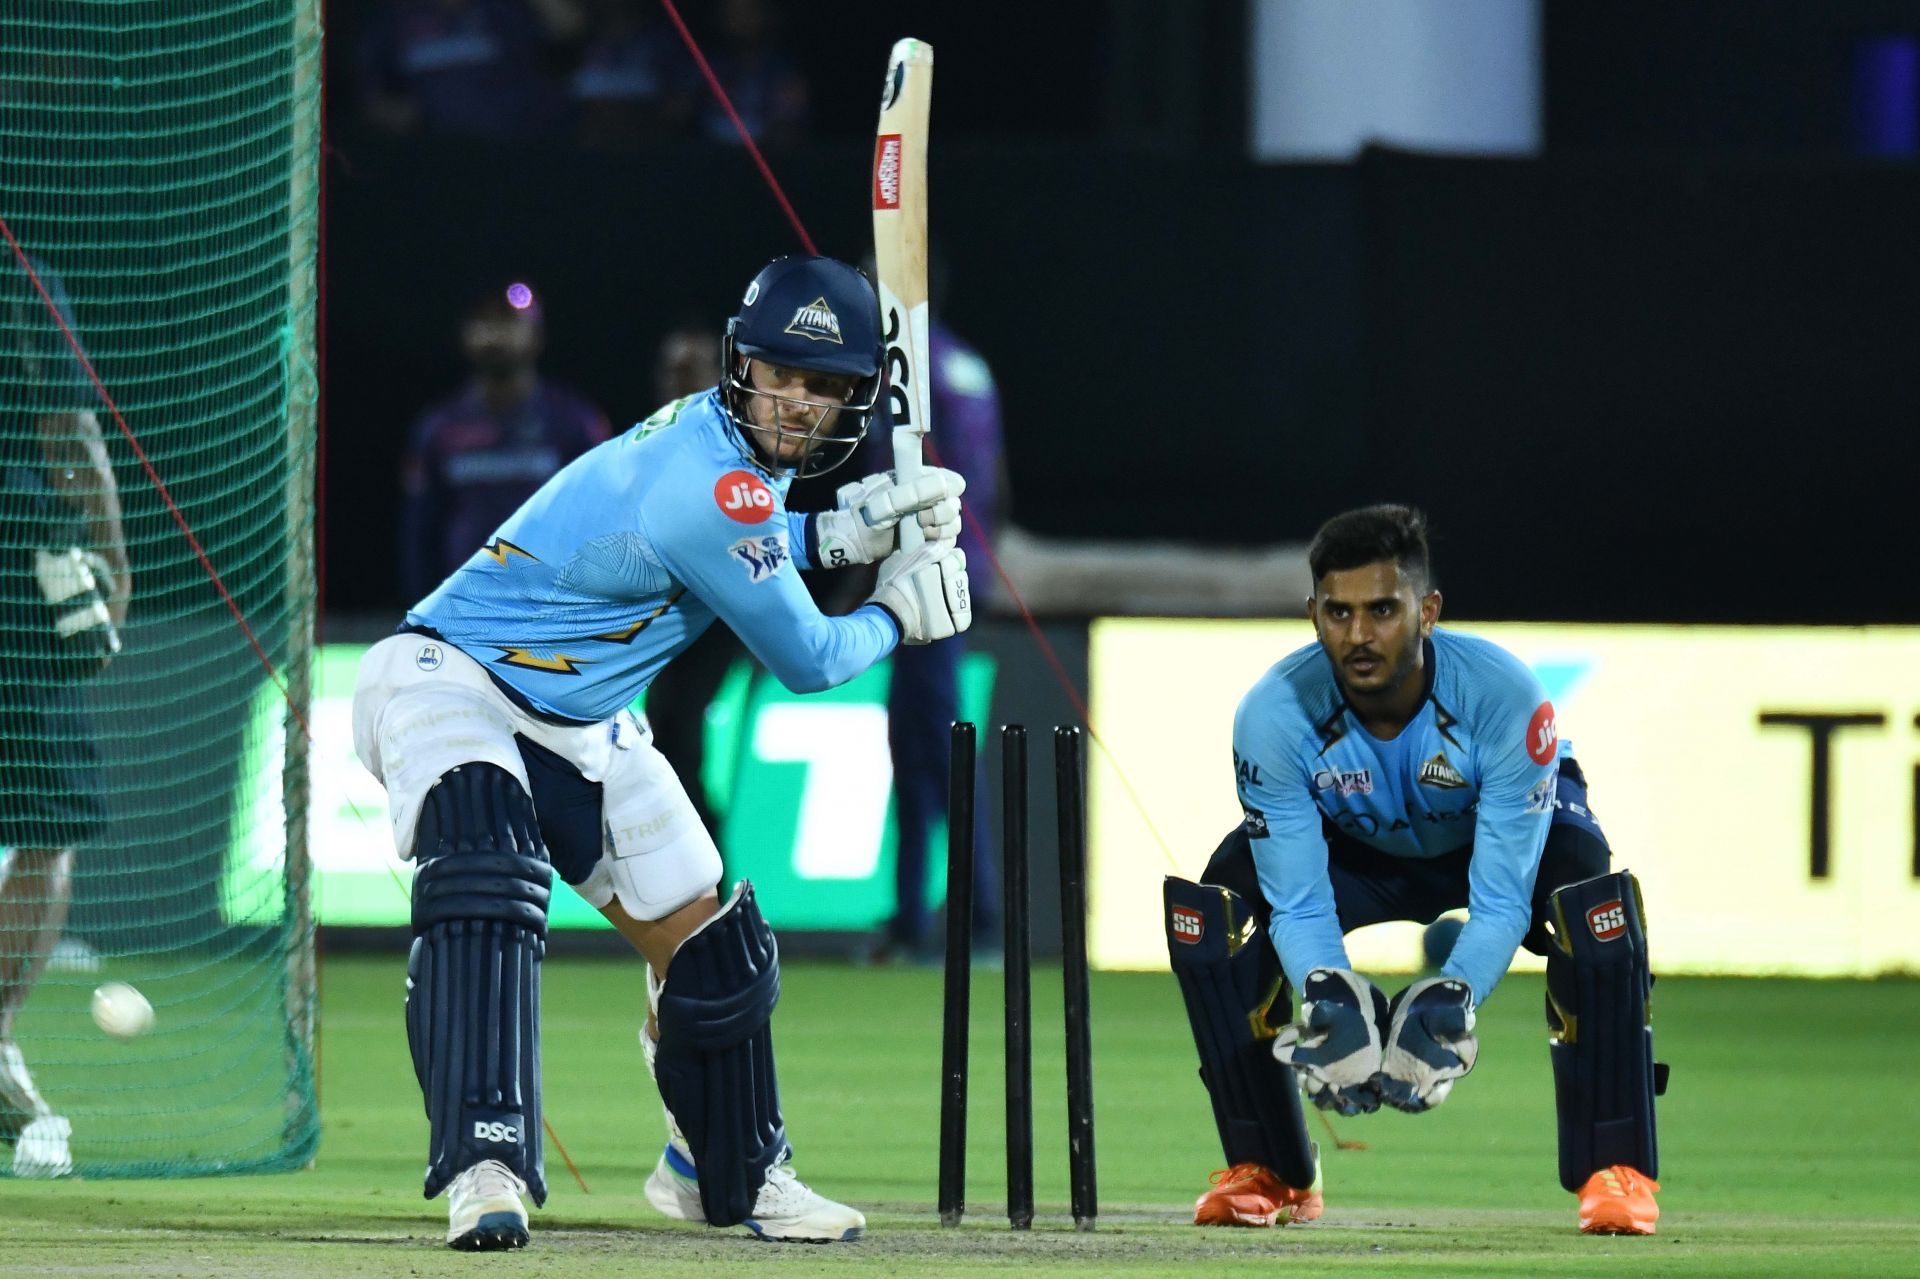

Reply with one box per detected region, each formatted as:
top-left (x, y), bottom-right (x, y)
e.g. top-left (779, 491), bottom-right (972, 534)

top-left (6, 957), bottom-right (1918, 1276)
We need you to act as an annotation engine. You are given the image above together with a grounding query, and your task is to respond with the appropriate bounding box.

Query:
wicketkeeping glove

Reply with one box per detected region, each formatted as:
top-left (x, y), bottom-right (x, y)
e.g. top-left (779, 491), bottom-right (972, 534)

top-left (811, 467), bottom-right (965, 568)
top-left (868, 538), bottom-right (971, 645)
top-left (1271, 967), bottom-right (1391, 1116)
top-left (1374, 976), bottom-right (1478, 1113)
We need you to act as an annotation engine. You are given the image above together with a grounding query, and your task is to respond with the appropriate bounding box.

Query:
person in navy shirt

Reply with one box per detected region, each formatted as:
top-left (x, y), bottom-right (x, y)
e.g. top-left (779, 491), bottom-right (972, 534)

top-left (398, 282), bottom-right (611, 603)
top-left (358, 0), bottom-right (578, 141)
top-left (0, 251), bottom-right (128, 1180)
top-left (877, 316), bottom-right (1005, 961)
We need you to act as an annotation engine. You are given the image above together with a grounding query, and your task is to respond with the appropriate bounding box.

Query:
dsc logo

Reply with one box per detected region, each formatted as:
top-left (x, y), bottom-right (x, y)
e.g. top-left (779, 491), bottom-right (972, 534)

top-left (472, 1120), bottom-right (520, 1144)
top-left (1587, 900), bottom-right (1627, 942)
top-left (715, 470), bottom-right (774, 524)
top-left (1170, 906), bottom-right (1204, 944)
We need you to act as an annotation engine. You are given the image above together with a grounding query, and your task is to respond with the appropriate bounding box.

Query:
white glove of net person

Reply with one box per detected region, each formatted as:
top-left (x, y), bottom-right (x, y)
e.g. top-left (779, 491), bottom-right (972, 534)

top-left (1373, 976), bottom-right (1478, 1113)
top-left (811, 467), bottom-right (965, 568)
top-left (33, 546), bottom-right (121, 663)
top-left (869, 538), bottom-right (971, 645)
top-left (1271, 967), bottom-right (1391, 1116)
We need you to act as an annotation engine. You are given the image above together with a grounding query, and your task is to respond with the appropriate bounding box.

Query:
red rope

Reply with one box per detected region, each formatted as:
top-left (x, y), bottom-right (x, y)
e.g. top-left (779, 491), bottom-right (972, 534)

top-left (658, 0), bottom-right (817, 256)
top-left (664, 9), bottom-right (1177, 867)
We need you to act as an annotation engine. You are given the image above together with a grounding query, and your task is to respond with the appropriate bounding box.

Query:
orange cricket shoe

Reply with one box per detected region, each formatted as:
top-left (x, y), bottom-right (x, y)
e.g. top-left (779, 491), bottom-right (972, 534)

top-left (1577, 1165), bottom-right (1661, 1235)
top-left (1193, 1159), bottom-right (1324, 1228)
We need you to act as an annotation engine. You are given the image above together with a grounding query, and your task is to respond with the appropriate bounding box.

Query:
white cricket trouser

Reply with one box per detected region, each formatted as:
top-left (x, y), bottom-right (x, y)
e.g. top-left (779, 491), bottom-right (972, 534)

top-left (350, 633), bottom-right (721, 921)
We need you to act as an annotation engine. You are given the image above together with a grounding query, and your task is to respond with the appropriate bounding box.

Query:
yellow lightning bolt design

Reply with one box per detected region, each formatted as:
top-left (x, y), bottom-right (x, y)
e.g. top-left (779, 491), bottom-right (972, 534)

top-left (495, 649), bottom-right (587, 675)
top-left (480, 538), bottom-right (538, 567)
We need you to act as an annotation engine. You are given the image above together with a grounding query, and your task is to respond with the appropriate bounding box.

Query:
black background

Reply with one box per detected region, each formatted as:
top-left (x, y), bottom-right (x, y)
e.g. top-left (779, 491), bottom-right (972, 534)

top-left (322, 0), bottom-right (1920, 624)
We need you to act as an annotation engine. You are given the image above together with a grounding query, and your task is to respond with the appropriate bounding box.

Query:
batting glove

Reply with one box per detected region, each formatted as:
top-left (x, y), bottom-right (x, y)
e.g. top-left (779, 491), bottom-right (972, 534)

top-left (811, 467), bottom-right (965, 568)
top-left (869, 538), bottom-right (971, 645)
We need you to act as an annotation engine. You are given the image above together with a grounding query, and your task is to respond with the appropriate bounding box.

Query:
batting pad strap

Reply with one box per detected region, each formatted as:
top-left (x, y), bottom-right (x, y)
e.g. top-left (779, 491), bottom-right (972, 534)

top-left (1163, 876), bottom-right (1316, 1189)
top-left (654, 882), bottom-right (788, 1227)
top-left (1545, 870), bottom-right (1661, 1190)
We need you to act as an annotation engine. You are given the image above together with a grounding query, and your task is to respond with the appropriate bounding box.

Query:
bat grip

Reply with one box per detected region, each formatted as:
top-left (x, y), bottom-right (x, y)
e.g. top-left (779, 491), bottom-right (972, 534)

top-left (892, 424), bottom-right (926, 550)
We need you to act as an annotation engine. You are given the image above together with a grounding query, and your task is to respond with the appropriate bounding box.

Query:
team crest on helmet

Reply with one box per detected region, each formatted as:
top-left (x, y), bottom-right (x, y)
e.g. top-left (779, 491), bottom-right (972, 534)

top-left (784, 296), bottom-right (844, 344)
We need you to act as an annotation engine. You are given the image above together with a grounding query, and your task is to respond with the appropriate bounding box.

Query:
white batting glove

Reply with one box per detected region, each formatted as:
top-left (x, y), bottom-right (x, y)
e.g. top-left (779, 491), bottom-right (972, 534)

top-left (869, 539), bottom-right (971, 645)
top-left (811, 467), bottom-right (965, 568)
top-left (33, 547), bottom-right (121, 656)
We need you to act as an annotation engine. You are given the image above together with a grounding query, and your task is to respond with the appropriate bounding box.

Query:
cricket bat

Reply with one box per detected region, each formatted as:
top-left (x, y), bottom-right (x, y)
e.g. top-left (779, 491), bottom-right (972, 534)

top-left (872, 37), bottom-right (934, 550)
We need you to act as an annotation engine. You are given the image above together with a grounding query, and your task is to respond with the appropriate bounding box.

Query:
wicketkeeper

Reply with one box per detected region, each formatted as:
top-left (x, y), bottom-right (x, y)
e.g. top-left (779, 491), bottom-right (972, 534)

top-left (1166, 504), bottom-right (1665, 1235)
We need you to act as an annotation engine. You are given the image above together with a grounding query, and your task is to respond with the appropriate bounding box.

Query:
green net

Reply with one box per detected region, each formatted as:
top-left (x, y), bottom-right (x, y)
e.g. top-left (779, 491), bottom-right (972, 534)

top-left (0, 1), bottom-right (320, 1178)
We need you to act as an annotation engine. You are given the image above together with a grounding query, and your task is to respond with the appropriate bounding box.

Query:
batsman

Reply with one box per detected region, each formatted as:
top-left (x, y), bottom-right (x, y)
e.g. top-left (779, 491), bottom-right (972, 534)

top-left (352, 254), bottom-right (970, 1250)
top-left (1166, 504), bottom-right (1666, 1235)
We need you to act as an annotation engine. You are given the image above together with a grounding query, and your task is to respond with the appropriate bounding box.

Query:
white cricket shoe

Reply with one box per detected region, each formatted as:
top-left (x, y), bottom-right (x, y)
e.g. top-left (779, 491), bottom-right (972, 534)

top-left (445, 1159), bottom-right (529, 1251)
top-left (0, 1041), bottom-right (70, 1178)
top-left (645, 1143), bottom-right (866, 1243)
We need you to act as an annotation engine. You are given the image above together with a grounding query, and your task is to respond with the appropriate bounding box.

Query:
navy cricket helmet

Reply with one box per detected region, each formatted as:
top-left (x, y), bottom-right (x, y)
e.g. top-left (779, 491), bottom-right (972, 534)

top-left (721, 255), bottom-right (884, 477)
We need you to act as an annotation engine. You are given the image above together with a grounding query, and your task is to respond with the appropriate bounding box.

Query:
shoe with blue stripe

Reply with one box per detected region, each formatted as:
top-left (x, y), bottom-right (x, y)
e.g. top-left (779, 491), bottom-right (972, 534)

top-left (446, 1159), bottom-right (529, 1251)
top-left (644, 1142), bottom-right (865, 1242)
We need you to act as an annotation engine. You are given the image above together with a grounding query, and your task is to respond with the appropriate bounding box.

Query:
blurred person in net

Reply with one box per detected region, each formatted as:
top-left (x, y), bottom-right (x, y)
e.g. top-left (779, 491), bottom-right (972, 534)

top-left (351, 254), bottom-right (969, 1249)
top-left (0, 248), bottom-right (129, 1180)
top-left (399, 281), bottom-right (612, 604)
top-left (629, 323), bottom-right (739, 840)
top-left (866, 280), bottom-right (1006, 964)
top-left (570, 0), bottom-right (696, 150)
top-left (358, 0), bottom-right (585, 141)
top-left (1166, 505), bottom-right (1664, 1236)
top-left (696, 0), bottom-right (810, 147)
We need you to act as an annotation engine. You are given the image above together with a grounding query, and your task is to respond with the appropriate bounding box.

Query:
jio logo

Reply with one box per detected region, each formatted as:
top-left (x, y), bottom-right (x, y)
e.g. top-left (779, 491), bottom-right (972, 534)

top-left (715, 470), bottom-right (774, 524)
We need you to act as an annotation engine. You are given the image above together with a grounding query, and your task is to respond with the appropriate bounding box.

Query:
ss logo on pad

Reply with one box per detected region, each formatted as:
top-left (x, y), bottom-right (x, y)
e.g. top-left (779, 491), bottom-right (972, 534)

top-left (1587, 901), bottom-right (1626, 942)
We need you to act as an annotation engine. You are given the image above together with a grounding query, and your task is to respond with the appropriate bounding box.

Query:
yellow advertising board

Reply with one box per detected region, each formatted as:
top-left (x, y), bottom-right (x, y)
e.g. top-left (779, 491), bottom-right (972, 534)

top-left (1087, 621), bottom-right (1920, 977)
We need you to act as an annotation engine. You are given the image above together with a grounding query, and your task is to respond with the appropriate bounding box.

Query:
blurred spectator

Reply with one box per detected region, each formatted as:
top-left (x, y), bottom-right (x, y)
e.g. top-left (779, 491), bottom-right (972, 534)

top-left (358, 0), bottom-right (585, 142)
top-left (632, 324), bottom-right (741, 841)
top-left (698, 0), bottom-right (810, 146)
top-left (877, 311), bottom-right (1007, 962)
top-left (399, 282), bottom-right (611, 603)
top-left (570, 0), bottom-right (695, 150)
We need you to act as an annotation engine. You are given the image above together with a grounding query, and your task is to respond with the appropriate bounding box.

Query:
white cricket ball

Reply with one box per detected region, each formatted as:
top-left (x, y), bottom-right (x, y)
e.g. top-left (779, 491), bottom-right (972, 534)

top-left (90, 981), bottom-right (155, 1039)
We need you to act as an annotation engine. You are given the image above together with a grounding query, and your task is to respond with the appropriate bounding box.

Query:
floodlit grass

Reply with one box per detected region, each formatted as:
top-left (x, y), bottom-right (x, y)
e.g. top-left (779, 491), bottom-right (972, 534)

top-left (6, 956), bottom-right (1917, 1277)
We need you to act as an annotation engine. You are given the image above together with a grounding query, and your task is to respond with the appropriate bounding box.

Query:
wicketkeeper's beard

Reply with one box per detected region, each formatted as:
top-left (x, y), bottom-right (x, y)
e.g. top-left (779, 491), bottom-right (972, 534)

top-left (1335, 639), bottom-right (1421, 702)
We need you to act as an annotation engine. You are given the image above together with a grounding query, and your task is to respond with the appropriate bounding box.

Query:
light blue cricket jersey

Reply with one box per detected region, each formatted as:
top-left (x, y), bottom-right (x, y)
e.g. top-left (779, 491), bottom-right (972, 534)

top-left (410, 389), bottom-right (898, 721)
top-left (1233, 627), bottom-right (1567, 1003)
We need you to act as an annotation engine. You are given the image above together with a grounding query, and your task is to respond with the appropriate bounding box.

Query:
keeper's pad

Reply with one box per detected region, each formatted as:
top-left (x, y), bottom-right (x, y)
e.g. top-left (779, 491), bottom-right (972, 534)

top-left (653, 882), bottom-right (787, 1227)
top-left (1163, 876), bottom-right (1316, 1189)
top-left (1545, 870), bottom-right (1667, 1191)
top-left (407, 763), bottom-right (552, 1204)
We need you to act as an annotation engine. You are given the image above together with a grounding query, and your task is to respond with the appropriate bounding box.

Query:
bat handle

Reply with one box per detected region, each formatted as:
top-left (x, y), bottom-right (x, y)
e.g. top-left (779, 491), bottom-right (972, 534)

top-left (892, 424), bottom-right (926, 550)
